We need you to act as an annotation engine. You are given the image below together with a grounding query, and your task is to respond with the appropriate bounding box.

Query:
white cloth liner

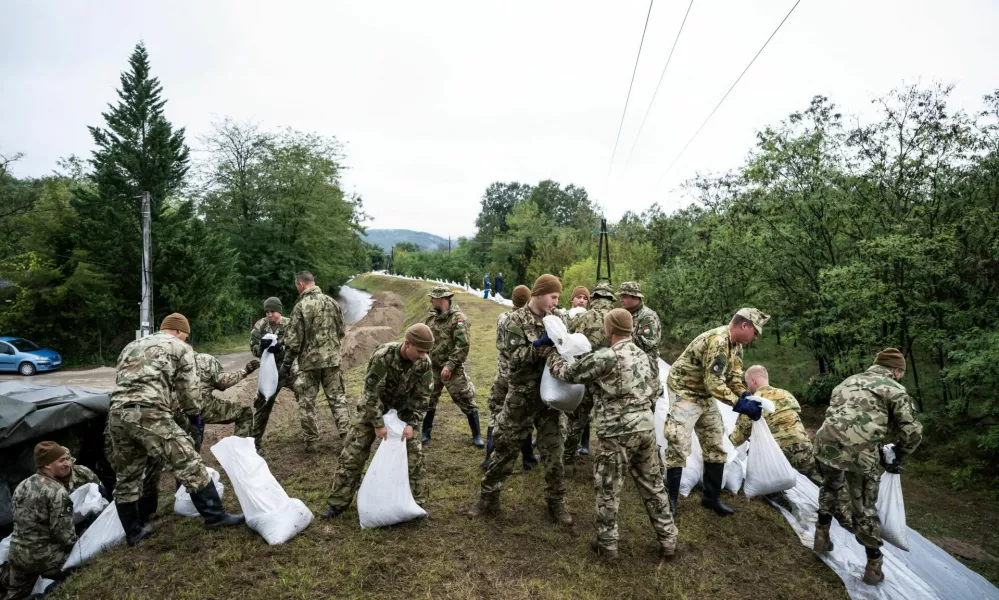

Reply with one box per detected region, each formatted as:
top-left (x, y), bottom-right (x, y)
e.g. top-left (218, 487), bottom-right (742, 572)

top-left (69, 482), bottom-right (108, 525)
top-left (539, 315), bottom-right (591, 412)
top-left (357, 410), bottom-right (428, 528)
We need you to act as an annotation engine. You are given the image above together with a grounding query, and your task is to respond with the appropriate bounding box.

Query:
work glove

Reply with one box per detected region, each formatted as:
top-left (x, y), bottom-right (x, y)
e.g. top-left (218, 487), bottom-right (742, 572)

top-left (259, 338), bottom-right (273, 353)
top-left (245, 359), bottom-right (260, 374)
top-left (881, 449), bottom-right (905, 474)
top-left (532, 332), bottom-right (555, 348)
top-left (279, 364), bottom-right (292, 381)
top-left (189, 413), bottom-right (205, 438)
top-left (732, 394), bottom-right (763, 421)
top-left (268, 341), bottom-right (284, 354)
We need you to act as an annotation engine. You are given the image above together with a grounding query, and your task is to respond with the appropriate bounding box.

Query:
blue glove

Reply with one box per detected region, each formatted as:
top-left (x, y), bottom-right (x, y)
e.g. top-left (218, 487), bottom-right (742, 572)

top-left (189, 414), bottom-right (205, 438)
top-left (733, 395), bottom-right (763, 421)
top-left (260, 338), bottom-right (273, 352)
top-left (532, 332), bottom-right (555, 348)
top-left (268, 341), bottom-right (284, 354)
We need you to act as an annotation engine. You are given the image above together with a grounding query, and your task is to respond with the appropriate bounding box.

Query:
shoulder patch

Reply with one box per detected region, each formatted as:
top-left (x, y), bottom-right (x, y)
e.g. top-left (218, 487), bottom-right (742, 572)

top-left (710, 354), bottom-right (727, 375)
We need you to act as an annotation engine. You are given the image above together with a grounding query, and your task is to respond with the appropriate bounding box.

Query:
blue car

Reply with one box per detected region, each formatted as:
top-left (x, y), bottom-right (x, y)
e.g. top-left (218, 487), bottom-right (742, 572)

top-left (0, 337), bottom-right (63, 376)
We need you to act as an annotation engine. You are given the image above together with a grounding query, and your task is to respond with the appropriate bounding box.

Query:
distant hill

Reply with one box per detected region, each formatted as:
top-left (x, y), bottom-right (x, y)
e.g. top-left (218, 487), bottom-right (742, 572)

top-left (361, 229), bottom-right (449, 252)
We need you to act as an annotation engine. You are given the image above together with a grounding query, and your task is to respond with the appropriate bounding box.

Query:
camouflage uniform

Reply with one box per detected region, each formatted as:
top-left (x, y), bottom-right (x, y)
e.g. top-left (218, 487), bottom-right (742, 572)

top-left (814, 364), bottom-right (923, 549)
top-left (326, 342), bottom-right (434, 510)
top-left (282, 285), bottom-right (350, 442)
top-left (423, 302), bottom-right (476, 416)
top-left (2, 473), bottom-right (77, 599)
top-left (487, 310), bottom-right (515, 428)
top-left (664, 326), bottom-right (747, 467)
top-left (106, 332), bottom-right (211, 504)
top-left (250, 315), bottom-right (291, 450)
top-left (189, 352), bottom-right (253, 452)
top-left (59, 464), bottom-right (101, 494)
top-left (563, 289), bottom-right (615, 466)
top-left (480, 306), bottom-right (567, 507)
top-left (619, 282), bottom-right (663, 399)
top-left (549, 338), bottom-right (677, 554)
top-left (729, 385), bottom-right (815, 474)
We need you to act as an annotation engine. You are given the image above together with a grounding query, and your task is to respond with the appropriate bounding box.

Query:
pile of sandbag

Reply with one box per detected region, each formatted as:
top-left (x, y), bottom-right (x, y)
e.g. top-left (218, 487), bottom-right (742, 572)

top-left (356, 410), bottom-right (427, 528)
top-left (539, 315), bottom-right (591, 412)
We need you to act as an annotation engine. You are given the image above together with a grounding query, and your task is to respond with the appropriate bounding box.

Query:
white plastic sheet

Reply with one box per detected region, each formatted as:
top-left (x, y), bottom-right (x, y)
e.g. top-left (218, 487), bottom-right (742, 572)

top-left (63, 502), bottom-right (126, 569)
top-left (743, 418), bottom-right (798, 497)
top-left (357, 410), bottom-right (428, 528)
top-left (258, 333), bottom-right (279, 400)
top-left (877, 445), bottom-right (909, 551)
top-left (174, 467), bottom-right (225, 518)
top-left (212, 436), bottom-right (313, 545)
top-left (69, 482), bottom-right (108, 524)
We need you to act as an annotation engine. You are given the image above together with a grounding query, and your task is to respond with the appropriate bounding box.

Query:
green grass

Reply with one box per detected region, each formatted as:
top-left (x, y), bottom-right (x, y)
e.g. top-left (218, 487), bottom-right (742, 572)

top-left (197, 331), bottom-right (249, 357)
top-left (51, 275), bottom-right (993, 599)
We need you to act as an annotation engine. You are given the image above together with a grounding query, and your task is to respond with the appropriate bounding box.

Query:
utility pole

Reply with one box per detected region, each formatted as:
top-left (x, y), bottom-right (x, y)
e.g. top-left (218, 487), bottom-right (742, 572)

top-left (593, 218), bottom-right (615, 284)
top-left (388, 245), bottom-right (395, 273)
top-left (448, 236), bottom-right (451, 254)
top-left (138, 191), bottom-right (153, 339)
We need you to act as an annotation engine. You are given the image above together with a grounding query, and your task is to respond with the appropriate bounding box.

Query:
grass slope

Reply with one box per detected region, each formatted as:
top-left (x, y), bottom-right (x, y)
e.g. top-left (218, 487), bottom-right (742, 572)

top-left (55, 275), bottom-right (848, 600)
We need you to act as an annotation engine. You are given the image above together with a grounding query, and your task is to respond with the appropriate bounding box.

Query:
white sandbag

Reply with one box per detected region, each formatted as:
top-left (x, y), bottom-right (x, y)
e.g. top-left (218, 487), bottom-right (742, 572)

top-left (69, 482), bottom-right (108, 525)
top-left (679, 431), bottom-right (703, 497)
top-left (211, 436), bottom-right (312, 544)
top-left (654, 395), bottom-right (669, 465)
top-left (63, 502), bottom-right (125, 569)
top-left (258, 333), bottom-right (279, 400)
top-left (724, 442), bottom-right (748, 493)
top-left (877, 445), bottom-right (909, 551)
top-left (541, 365), bottom-right (586, 412)
top-left (542, 315), bottom-right (591, 359)
top-left (174, 467), bottom-right (224, 518)
top-left (743, 418), bottom-right (798, 497)
top-left (357, 410), bottom-right (428, 528)
top-left (567, 306), bottom-right (586, 318)
top-left (0, 534), bottom-right (9, 564)
top-left (32, 578), bottom-right (55, 596)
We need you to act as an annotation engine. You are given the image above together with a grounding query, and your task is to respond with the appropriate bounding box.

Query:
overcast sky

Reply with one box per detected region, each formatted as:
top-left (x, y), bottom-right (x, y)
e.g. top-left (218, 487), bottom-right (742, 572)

top-left (2, 1), bottom-right (997, 238)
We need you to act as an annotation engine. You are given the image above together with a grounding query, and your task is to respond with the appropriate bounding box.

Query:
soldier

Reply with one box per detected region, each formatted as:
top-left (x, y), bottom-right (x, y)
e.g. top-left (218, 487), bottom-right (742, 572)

top-left (250, 297), bottom-right (291, 453)
top-left (812, 348), bottom-right (923, 586)
top-left (618, 282), bottom-right (663, 399)
top-left (106, 313), bottom-right (244, 546)
top-left (57, 447), bottom-right (103, 494)
top-left (563, 283), bottom-right (616, 473)
top-left (467, 274), bottom-right (573, 527)
top-left (279, 272), bottom-right (350, 449)
top-left (729, 365), bottom-right (814, 474)
top-left (321, 324), bottom-right (435, 519)
top-left (663, 308), bottom-right (770, 517)
top-left (548, 309), bottom-right (678, 559)
top-left (569, 286), bottom-right (590, 309)
top-left (189, 352), bottom-right (260, 452)
top-left (482, 285), bottom-right (538, 471)
top-left (421, 285), bottom-right (483, 448)
top-left (0, 443), bottom-right (77, 600)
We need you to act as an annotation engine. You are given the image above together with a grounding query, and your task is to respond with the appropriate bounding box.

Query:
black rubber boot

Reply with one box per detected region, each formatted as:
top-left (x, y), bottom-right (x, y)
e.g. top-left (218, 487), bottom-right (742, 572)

top-left (579, 424), bottom-right (590, 455)
top-left (189, 483), bottom-right (245, 529)
top-left (665, 467), bottom-right (683, 517)
top-left (480, 427), bottom-right (494, 470)
top-left (421, 409), bottom-right (436, 445)
top-left (137, 493), bottom-right (159, 525)
top-left (521, 436), bottom-right (540, 471)
top-left (115, 500), bottom-right (153, 546)
top-left (468, 410), bottom-right (485, 448)
top-left (701, 462), bottom-right (734, 517)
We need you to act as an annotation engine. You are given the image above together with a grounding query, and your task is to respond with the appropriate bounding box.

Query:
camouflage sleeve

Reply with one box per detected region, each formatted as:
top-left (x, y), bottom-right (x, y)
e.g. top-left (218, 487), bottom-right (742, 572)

top-left (888, 387), bottom-right (923, 460)
top-left (249, 322), bottom-right (263, 358)
top-left (333, 297), bottom-right (346, 343)
top-left (175, 346), bottom-right (202, 415)
top-left (361, 354), bottom-right (388, 429)
top-left (704, 337), bottom-right (741, 406)
top-left (495, 315), bottom-right (506, 352)
top-left (74, 465), bottom-right (101, 486)
top-left (49, 488), bottom-right (78, 550)
top-left (446, 316), bottom-right (470, 371)
top-left (729, 414), bottom-right (753, 447)
top-left (503, 319), bottom-right (539, 374)
top-left (547, 349), bottom-right (613, 385)
top-left (727, 348), bottom-right (747, 397)
top-left (633, 312), bottom-right (662, 356)
top-left (281, 304), bottom-right (305, 370)
top-left (209, 356), bottom-right (247, 391)
top-left (407, 364), bottom-right (434, 429)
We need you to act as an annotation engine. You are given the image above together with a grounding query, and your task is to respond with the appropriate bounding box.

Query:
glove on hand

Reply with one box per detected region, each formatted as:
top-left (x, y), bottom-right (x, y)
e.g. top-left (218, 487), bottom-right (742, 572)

top-left (259, 338), bottom-right (273, 353)
top-left (279, 364), bottom-right (292, 381)
top-left (532, 332), bottom-right (555, 348)
top-left (733, 395), bottom-right (763, 421)
top-left (268, 341), bottom-right (284, 354)
top-left (189, 414), bottom-right (205, 438)
top-left (245, 359), bottom-right (260, 374)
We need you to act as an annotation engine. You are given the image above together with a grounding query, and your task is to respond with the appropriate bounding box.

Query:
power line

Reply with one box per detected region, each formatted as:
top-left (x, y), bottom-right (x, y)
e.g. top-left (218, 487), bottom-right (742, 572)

top-left (606, 0), bottom-right (656, 178)
top-left (657, 0), bottom-right (803, 184)
top-left (625, 0), bottom-right (695, 164)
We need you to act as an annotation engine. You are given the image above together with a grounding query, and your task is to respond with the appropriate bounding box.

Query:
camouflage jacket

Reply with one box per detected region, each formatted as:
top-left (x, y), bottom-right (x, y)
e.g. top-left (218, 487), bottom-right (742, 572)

top-left (667, 325), bottom-right (746, 406)
top-left (8, 473), bottom-right (77, 572)
top-left (570, 297), bottom-right (615, 350)
top-left (495, 310), bottom-right (514, 371)
top-left (628, 303), bottom-right (662, 361)
top-left (58, 464), bottom-right (101, 493)
top-left (194, 352), bottom-right (248, 404)
top-left (814, 365), bottom-right (923, 474)
top-left (110, 331), bottom-right (200, 415)
top-left (548, 339), bottom-right (656, 438)
top-left (501, 306), bottom-right (566, 387)
top-left (423, 303), bottom-right (470, 372)
top-left (250, 315), bottom-right (291, 365)
top-left (360, 342), bottom-right (434, 430)
top-left (283, 286), bottom-right (345, 371)
top-left (730, 385), bottom-right (809, 448)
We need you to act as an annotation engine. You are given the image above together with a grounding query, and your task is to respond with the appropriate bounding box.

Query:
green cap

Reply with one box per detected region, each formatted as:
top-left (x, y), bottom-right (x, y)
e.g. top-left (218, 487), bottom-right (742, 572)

top-left (618, 281), bottom-right (643, 299)
top-left (592, 283), bottom-right (616, 300)
top-left (427, 285), bottom-right (455, 299)
top-left (735, 307), bottom-right (770, 334)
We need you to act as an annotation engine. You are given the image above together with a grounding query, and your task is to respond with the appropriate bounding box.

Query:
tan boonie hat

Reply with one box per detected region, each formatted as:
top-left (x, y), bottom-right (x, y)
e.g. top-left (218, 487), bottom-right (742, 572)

top-left (735, 308), bottom-right (770, 334)
top-left (427, 285), bottom-right (454, 299)
top-left (405, 323), bottom-right (435, 351)
top-left (618, 281), bottom-right (643, 298)
top-left (592, 283), bottom-right (616, 300)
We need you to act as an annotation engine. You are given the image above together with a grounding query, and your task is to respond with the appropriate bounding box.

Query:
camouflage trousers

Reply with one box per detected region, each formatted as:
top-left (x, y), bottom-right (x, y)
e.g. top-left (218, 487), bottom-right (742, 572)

top-left (783, 441), bottom-right (817, 476)
top-left (294, 367), bottom-right (352, 443)
top-left (252, 375), bottom-right (292, 450)
top-left (594, 430), bottom-right (678, 552)
top-left (326, 420), bottom-right (426, 510)
top-left (563, 391), bottom-right (594, 465)
top-left (817, 462), bottom-right (881, 549)
top-left (1, 561), bottom-right (70, 600)
top-left (486, 359), bottom-right (510, 428)
top-left (429, 363), bottom-right (477, 416)
top-left (481, 385), bottom-right (565, 504)
top-left (106, 406), bottom-right (211, 504)
top-left (664, 390), bottom-right (728, 468)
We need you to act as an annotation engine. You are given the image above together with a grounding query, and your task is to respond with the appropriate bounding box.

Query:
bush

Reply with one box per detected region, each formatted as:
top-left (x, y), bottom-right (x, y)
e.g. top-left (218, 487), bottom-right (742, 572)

top-left (802, 373), bottom-right (841, 405)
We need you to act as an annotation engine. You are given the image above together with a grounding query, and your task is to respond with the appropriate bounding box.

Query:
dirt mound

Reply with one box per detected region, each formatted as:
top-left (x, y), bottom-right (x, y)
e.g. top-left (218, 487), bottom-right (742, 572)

top-left (372, 291), bottom-right (405, 309)
top-left (340, 326), bottom-right (398, 370)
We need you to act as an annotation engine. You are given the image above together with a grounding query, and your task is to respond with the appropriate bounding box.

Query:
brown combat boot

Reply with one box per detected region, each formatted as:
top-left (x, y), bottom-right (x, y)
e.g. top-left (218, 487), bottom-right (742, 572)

top-left (863, 555), bottom-right (884, 585)
top-left (589, 539), bottom-right (619, 559)
top-left (547, 501), bottom-right (574, 526)
top-left (660, 542), bottom-right (678, 561)
top-left (813, 522), bottom-right (833, 553)
top-left (564, 463), bottom-right (575, 477)
top-left (466, 494), bottom-right (500, 518)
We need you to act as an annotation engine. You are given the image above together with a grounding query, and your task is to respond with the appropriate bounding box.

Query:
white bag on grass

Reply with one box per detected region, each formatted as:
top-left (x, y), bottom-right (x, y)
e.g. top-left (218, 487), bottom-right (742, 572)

top-left (724, 443), bottom-right (748, 494)
top-left (69, 482), bottom-right (108, 525)
top-left (174, 468), bottom-right (225, 517)
top-left (679, 431), bottom-right (703, 497)
top-left (357, 410), bottom-right (428, 528)
top-left (63, 502), bottom-right (126, 569)
top-left (258, 333), bottom-right (279, 400)
top-left (211, 436), bottom-right (313, 545)
top-left (540, 316), bottom-right (591, 412)
top-left (743, 418), bottom-right (797, 497)
top-left (654, 395), bottom-right (669, 465)
top-left (877, 444), bottom-right (910, 551)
